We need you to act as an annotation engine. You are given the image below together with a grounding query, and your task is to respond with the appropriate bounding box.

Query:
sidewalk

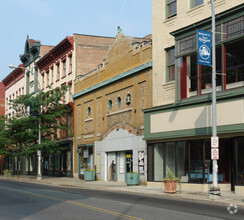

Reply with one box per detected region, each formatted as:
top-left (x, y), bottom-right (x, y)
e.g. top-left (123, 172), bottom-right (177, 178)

top-left (1, 175), bottom-right (244, 208)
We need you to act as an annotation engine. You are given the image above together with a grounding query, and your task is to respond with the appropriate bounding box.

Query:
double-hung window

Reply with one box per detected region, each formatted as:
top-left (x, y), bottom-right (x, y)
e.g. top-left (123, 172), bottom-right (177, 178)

top-left (175, 15), bottom-right (244, 100)
top-left (167, 0), bottom-right (177, 19)
top-left (166, 48), bottom-right (175, 82)
top-left (191, 0), bottom-right (203, 8)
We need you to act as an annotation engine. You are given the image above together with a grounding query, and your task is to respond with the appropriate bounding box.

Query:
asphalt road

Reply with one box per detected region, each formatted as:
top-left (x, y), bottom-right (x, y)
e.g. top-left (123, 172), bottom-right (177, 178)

top-left (0, 179), bottom-right (243, 220)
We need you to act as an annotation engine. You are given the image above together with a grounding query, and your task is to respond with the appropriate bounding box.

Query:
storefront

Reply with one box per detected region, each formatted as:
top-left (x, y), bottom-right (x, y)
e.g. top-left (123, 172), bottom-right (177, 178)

top-left (144, 4), bottom-right (244, 193)
top-left (95, 128), bottom-right (147, 184)
top-left (42, 140), bottom-right (73, 177)
top-left (77, 144), bottom-right (94, 179)
top-left (147, 138), bottom-right (241, 187)
top-left (144, 89), bottom-right (244, 192)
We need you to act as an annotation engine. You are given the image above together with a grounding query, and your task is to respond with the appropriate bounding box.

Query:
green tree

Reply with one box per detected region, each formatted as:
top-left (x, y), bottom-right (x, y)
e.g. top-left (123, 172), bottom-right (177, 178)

top-left (5, 86), bottom-right (71, 176)
top-left (0, 115), bottom-right (11, 175)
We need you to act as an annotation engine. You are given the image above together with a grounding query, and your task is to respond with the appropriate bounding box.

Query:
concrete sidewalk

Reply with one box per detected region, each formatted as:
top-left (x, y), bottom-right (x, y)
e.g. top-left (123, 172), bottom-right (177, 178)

top-left (1, 175), bottom-right (244, 208)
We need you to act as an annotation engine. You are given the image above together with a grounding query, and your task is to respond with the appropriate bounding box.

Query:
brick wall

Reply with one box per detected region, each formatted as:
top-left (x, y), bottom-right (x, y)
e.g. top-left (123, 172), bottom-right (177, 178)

top-left (74, 34), bottom-right (115, 76)
top-left (0, 82), bottom-right (5, 116)
top-left (74, 34), bottom-right (152, 146)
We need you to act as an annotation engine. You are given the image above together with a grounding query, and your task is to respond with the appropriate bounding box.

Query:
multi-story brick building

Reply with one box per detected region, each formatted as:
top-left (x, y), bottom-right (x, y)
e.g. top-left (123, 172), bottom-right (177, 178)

top-left (73, 33), bottom-right (152, 183)
top-left (0, 82), bottom-right (5, 116)
top-left (144, 1), bottom-right (244, 193)
top-left (36, 34), bottom-right (115, 177)
top-left (2, 65), bottom-right (25, 172)
top-left (2, 65), bottom-right (25, 120)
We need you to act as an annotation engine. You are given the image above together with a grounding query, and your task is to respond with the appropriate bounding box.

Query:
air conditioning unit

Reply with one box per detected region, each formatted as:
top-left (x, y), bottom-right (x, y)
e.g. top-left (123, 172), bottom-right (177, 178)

top-left (125, 96), bottom-right (131, 104)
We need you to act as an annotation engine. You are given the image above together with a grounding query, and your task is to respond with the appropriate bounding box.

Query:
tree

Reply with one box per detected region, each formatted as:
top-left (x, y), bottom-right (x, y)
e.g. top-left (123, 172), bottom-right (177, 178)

top-left (0, 115), bottom-right (11, 175)
top-left (4, 86), bottom-right (71, 176)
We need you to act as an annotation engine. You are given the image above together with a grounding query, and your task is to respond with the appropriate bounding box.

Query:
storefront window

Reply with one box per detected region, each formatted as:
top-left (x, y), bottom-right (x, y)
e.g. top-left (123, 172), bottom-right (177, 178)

top-left (226, 39), bottom-right (244, 85)
top-left (79, 146), bottom-right (93, 175)
top-left (68, 151), bottom-right (72, 170)
top-left (154, 143), bottom-right (164, 181)
top-left (189, 141), bottom-right (204, 183)
top-left (149, 139), bottom-right (232, 184)
top-left (165, 142), bottom-right (176, 177)
top-left (176, 142), bottom-right (188, 180)
top-left (237, 138), bottom-right (244, 185)
top-left (49, 154), bottom-right (54, 170)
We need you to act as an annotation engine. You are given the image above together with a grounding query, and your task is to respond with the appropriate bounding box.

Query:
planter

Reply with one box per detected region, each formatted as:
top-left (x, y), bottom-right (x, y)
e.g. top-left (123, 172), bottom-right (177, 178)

top-left (163, 180), bottom-right (178, 193)
top-left (84, 170), bottom-right (95, 181)
top-left (4, 173), bottom-right (13, 177)
top-left (125, 172), bottom-right (139, 185)
top-left (3, 169), bottom-right (13, 177)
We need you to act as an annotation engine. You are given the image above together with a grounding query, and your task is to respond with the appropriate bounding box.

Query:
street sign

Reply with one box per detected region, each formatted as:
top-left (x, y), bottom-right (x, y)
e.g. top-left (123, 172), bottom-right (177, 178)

top-left (197, 30), bottom-right (212, 66)
top-left (211, 148), bottom-right (219, 160)
top-left (211, 136), bottom-right (219, 148)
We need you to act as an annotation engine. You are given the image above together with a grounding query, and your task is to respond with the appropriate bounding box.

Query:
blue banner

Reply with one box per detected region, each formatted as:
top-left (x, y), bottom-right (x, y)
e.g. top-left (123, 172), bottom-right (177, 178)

top-left (197, 30), bottom-right (212, 66)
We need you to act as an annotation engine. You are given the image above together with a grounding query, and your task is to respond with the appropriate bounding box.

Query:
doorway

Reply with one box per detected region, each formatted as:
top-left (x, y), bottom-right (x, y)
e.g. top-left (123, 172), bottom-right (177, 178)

top-left (107, 152), bottom-right (116, 181)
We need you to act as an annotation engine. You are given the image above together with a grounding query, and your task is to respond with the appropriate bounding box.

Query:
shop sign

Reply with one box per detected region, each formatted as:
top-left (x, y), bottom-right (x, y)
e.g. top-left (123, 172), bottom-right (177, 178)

top-left (197, 30), bottom-right (212, 66)
top-left (138, 151), bottom-right (144, 174)
top-left (211, 148), bottom-right (219, 160)
top-left (83, 149), bottom-right (88, 158)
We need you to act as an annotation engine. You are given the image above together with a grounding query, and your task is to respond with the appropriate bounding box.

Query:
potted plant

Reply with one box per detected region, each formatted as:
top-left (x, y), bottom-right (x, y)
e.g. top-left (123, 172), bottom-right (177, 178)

top-left (125, 172), bottom-right (139, 185)
top-left (163, 171), bottom-right (180, 193)
top-left (3, 169), bottom-right (13, 177)
top-left (84, 169), bottom-right (95, 181)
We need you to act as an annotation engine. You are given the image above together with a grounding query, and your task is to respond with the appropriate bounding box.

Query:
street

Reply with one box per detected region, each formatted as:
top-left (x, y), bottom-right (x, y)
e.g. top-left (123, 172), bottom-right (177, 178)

top-left (0, 179), bottom-right (243, 220)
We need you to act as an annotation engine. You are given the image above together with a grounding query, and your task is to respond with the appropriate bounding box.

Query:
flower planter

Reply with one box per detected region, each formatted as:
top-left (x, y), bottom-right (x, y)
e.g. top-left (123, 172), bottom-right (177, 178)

top-left (163, 180), bottom-right (178, 193)
top-left (125, 172), bottom-right (139, 185)
top-left (84, 170), bottom-right (95, 181)
top-left (3, 169), bottom-right (13, 177)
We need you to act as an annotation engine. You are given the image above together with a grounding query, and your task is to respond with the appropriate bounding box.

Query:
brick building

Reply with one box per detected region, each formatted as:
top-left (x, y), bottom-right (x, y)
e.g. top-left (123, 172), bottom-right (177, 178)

top-left (36, 34), bottom-right (115, 177)
top-left (2, 66), bottom-right (25, 172)
top-left (2, 66), bottom-right (25, 119)
top-left (73, 33), bottom-right (152, 183)
top-left (0, 82), bottom-right (5, 116)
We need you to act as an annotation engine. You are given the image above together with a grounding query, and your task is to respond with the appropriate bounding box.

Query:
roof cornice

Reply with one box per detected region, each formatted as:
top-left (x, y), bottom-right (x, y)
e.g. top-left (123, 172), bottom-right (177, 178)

top-left (36, 36), bottom-right (74, 71)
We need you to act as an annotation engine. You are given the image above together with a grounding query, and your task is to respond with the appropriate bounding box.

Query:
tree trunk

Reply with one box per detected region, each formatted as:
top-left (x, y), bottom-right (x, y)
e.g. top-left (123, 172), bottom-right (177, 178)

top-left (0, 159), bottom-right (3, 176)
top-left (17, 157), bottom-right (20, 177)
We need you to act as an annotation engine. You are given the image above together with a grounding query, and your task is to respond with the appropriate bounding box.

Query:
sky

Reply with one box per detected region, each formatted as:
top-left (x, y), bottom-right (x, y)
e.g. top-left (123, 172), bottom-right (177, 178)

top-left (0, 0), bottom-right (152, 81)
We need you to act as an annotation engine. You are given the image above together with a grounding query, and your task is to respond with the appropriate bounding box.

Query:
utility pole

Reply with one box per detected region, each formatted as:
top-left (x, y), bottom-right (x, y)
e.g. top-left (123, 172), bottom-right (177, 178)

top-left (210, 0), bottom-right (220, 198)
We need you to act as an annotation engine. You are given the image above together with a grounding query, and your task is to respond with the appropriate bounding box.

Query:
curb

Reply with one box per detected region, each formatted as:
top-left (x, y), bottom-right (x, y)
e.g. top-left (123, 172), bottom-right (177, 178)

top-left (1, 176), bottom-right (244, 208)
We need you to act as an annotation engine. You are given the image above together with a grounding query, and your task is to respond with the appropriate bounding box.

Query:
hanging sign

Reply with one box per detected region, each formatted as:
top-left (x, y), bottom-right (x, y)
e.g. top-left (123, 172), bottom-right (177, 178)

top-left (197, 30), bottom-right (212, 66)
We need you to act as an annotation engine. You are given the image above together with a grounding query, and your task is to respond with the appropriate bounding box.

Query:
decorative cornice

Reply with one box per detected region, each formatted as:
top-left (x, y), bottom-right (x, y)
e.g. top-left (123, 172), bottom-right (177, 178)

top-left (2, 65), bottom-right (25, 88)
top-left (36, 36), bottom-right (74, 71)
top-left (72, 61), bottom-right (152, 99)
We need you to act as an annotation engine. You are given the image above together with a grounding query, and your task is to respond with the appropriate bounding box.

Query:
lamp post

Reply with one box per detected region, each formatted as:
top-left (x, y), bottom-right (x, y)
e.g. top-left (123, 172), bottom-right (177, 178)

top-left (9, 64), bottom-right (42, 180)
top-left (210, 0), bottom-right (220, 197)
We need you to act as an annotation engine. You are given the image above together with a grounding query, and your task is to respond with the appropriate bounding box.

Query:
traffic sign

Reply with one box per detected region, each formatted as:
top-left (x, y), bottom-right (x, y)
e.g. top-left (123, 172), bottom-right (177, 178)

top-left (211, 148), bottom-right (219, 160)
top-left (211, 136), bottom-right (219, 148)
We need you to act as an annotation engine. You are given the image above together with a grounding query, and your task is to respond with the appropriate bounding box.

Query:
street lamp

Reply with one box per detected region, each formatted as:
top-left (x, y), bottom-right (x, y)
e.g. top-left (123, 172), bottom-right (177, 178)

top-left (9, 64), bottom-right (42, 180)
top-left (210, 0), bottom-right (220, 197)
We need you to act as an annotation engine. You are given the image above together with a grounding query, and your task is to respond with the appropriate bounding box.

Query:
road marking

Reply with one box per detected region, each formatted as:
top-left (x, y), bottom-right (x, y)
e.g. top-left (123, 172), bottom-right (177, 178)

top-left (0, 185), bottom-right (143, 220)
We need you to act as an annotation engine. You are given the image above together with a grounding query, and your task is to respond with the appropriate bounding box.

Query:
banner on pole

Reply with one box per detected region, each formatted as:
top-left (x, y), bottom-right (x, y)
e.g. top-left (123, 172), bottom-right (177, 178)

top-left (197, 30), bottom-right (212, 66)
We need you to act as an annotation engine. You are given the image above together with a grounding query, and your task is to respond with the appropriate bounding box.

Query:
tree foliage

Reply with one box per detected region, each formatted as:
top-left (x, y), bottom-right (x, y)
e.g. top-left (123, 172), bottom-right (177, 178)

top-left (3, 86), bottom-right (72, 173)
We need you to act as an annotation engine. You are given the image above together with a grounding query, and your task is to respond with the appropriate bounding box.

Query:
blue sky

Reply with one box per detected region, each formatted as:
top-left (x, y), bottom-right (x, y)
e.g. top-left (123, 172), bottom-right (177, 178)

top-left (0, 0), bottom-right (152, 81)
